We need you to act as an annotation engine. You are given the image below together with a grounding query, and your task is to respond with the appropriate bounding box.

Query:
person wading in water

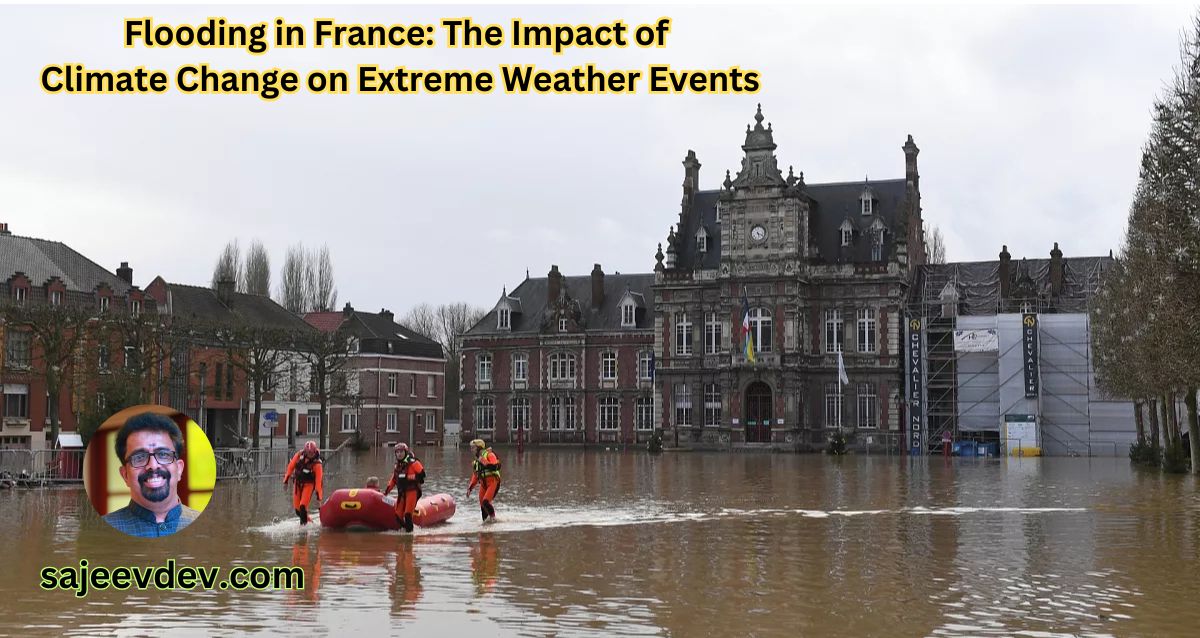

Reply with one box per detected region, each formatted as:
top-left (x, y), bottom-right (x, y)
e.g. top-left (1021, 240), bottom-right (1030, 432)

top-left (466, 439), bottom-right (501, 522)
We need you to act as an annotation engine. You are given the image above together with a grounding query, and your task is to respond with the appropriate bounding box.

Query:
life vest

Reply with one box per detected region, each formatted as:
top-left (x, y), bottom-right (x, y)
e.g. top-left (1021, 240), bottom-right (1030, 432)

top-left (295, 452), bottom-right (321, 484)
top-left (473, 448), bottom-right (501, 479)
top-left (392, 455), bottom-right (425, 490)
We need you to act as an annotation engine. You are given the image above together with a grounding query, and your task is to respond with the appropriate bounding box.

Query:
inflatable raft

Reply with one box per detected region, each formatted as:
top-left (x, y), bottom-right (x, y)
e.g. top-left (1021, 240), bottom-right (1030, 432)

top-left (319, 488), bottom-right (456, 530)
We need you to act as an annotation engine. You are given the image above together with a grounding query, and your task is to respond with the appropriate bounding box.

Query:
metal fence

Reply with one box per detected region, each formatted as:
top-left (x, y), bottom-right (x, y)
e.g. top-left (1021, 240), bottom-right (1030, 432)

top-left (0, 449), bottom-right (86, 485)
top-left (214, 444), bottom-right (349, 480)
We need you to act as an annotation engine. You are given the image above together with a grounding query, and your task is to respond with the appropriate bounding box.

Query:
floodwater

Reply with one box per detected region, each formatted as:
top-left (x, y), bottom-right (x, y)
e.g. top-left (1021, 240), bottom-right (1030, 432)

top-left (1, 448), bottom-right (1198, 637)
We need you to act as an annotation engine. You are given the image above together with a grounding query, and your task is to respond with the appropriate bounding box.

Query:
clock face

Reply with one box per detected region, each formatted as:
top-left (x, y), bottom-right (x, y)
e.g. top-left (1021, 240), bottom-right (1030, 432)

top-left (751, 225), bottom-right (767, 243)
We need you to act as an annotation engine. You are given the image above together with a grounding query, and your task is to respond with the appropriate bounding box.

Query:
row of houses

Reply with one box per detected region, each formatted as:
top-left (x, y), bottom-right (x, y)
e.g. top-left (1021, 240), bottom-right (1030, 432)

top-left (0, 223), bottom-right (445, 452)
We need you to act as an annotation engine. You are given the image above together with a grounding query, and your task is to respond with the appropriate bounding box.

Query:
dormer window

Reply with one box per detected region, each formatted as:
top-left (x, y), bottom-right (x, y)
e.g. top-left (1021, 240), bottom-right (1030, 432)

top-left (861, 191), bottom-right (873, 216)
top-left (13, 287), bottom-right (26, 303)
top-left (348, 337), bottom-right (359, 354)
top-left (841, 229), bottom-right (852, 247)
top-left (498, 307), bottom-right (511, 330)
top-left (696, 228), bottom-right (708, 253)
top-left (98, 296), bottom-right (109, 313)
top-left (621, 303), bottom-right (636, 327)
top-left (50, 290), bottom-right (62, 306)
top-left (131, 300), bottom-right (141, 316)
top-left (559, 318), bottom-right (568, 332)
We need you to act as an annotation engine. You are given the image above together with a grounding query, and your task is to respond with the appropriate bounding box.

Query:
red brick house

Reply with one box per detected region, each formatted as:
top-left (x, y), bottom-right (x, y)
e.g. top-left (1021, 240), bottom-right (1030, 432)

top-left (305, 304), bottom-right (445, 448)
top-left (460, 265), bottom-right (655, 446)
top-left (0, 223), bottom-right (152, 450)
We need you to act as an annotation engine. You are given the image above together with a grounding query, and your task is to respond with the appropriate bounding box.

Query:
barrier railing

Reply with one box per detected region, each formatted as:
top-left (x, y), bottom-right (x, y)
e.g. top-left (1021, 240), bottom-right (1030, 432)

top-left (0, 449), bottom-right (86, 484)
top-left (214, 443), bottom-right (349, 480)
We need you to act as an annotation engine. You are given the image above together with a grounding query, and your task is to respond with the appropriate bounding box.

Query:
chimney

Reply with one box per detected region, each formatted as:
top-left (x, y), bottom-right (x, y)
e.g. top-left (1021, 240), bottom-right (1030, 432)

top-left (380, 308), bottom-right (394, 324)
top-left (1050, 242), bottom-right (1064, 296)
top-left (591, 263), bottom-right (605, 308)
top-left (682, 150), bottom-right (701, 193)
top-left (547, 265), bottom-right (561, 304)
top-left (0, 223), bottom-right (10, 235)
top-left (998, 245), bottom-right (1012, 299)
top-left (216, 278), bottom-right (235, 307)
top-left (342, 302), bottom-right (354, 317)
top-left (116, 261), bottom-right (133, 284)
top-left (903, 135), bottom-right (920, 189)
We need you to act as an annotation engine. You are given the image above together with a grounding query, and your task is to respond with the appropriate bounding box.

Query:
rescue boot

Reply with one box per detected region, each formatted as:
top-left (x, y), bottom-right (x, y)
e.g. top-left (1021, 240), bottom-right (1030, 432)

top-left (404, 513), bottom-right (414, 533)
top-left (298, 505), bottom-right (309, 526)
top-left (481, 504), bottom-right (489, 521)
top-left (486, 502), bottom-right (496, 519)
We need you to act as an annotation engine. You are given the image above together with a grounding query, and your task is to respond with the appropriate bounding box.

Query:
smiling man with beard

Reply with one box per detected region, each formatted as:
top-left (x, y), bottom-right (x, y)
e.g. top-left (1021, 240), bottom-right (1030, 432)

top-left (102, 413), bottom-right (200, 538)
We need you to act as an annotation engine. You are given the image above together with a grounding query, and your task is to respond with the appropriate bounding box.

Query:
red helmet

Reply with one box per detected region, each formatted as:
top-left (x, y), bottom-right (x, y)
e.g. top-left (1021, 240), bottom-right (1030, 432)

top-left (303, 441), bottom-right (318, 457)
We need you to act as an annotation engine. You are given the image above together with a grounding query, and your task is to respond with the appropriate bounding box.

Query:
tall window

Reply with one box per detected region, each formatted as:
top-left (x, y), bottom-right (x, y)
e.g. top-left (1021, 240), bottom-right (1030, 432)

top-left (478, 354), bottom-right (492, 384)
top-left (307, 412), bottom-right (321, 436)
top-left (549, 396), bottom-right (562, 430)
top-left (386, 410), bottom-right (398, 432)
top-left (50, 290), bottom-right (62, 306)
top-left (124, 346), bottom-right (139, 370)
top-left (857, 308), bottom-right (877, 353)
top-left (476, 398), bottom-right (495, 431)
top-left (550, 353), bottom-right (576, 381)
top-left (705, 313), bottom-right (722, 354)
top-left (599, 396), bottom-right (620, 430)
top-left (426, 376), bottom-right (436, 397)
top-left (675, 312), bottom-right (693, 355)
top-left (749, 307), bottom-right (773, 352)
top-left (509, 353), bottom-right (526, 383)
top-left (601, 351), bottom-right (617, 381)
top-left (825, 309), bottom-right (843, 353)
top-left (824, 383), bottom-right (843, 428)
top-left (13, 287), bottom-right (28, 303)
top-left (857, 383), bottom-right (878, 429)
top-left (636, 396), bottom-right (653, 431)
top-left (697, 232), bottom-right (708, 253)
top-left (410, 375), bottom-right (417, 396)
top-left (98, 345), bottom-right (110, 371)
top-left (99, 296), bottom-right (109, 313)
top-left (388, 373), bottom-right (398, 395)
top-left (871, 242), bottom-right (882, 261)
top-left (416, 412), bottom-right (424, 432)
top-left (341, 411), bottom-right (359, 432)
top-left (704, 384), bottom-right (722, 427)
top-left (559, 318), bottom-right (568, 332)
top-left (498, 308), bottom-right (511, 330)
top-left (131, 300), bottom-right (141, 316)
top-left (5, 331), bottom-right (30, 368)
top-left (841, 228), bottom-right (853, 247)
top-left (214, 363), bottom-right (224, 399)
top-left (510, 397), bottom-right (530, 432)
top-left (638, 351), bottom-right (654, 381)
top-left (622, 303), bottom-right (636, 327)
top-left (549, 396), bottom-right (576, 430)
top-left (674, 383), bottom-right (692, 426)
top-left (425, 411), bottom-right (436, 433)
top-left (2, 384), bottom-right (29, 418)
top-left (861, 194), bottom-right (873, 216)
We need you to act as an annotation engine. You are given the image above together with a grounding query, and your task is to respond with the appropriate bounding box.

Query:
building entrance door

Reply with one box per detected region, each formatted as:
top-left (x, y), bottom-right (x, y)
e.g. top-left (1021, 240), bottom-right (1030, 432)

top-left (745, 382), bottom-right (772, 443)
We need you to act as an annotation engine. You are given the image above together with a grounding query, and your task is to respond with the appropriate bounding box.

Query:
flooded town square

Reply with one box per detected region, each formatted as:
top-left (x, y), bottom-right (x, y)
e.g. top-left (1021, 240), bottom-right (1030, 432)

top-left (2, 448), bottom-right (1198, 637)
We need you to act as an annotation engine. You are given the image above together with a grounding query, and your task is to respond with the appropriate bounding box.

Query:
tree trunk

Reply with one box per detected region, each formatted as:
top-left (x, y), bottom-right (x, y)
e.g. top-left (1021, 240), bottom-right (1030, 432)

top-left (252, 382), bottom-right (262, 449)
top-left (46, 370), bottom-right (62, 448)
top-left (1133, 400), bottom-right (1145, 443)
top-left (1149, 397), bottom-right (1161, 449)
top-left (320, 392), bottom-right (329, 450)
top-left (1187, 388), bottom-right (1199, 475)
top-left (1161, 395), bottom-right (1174, 448)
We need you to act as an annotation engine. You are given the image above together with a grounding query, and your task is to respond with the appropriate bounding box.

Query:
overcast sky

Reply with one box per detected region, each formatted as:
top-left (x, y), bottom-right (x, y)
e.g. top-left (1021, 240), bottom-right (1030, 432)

top-left (0, 4), bottom-right (1194, 318)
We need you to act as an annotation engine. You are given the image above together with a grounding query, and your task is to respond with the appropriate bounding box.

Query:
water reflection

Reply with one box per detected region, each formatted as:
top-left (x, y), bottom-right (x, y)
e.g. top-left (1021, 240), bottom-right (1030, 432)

top-left (0, 451), bottom-right (1198, 637)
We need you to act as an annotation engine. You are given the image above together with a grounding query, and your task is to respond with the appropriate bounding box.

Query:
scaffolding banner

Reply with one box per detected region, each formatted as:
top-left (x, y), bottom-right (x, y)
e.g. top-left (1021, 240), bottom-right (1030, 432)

top-left (1022, 313), bottom-right (1040, 398)
top-left (907, 317), bottom-right (925, 454)
top-left (953, 328), bottom-right (999, 352)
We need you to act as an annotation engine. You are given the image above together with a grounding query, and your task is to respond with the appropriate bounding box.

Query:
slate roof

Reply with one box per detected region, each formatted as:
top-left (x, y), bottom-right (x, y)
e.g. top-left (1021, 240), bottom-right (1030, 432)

top-left (163, 282), bottom-right (312, 330)
top-left (467, 272), bottom-right (656, 336)
top-left (675, 179), bottom-right (909, 270)
top-left (914, 256), bottom-right (1113, 315)
top-left (0, 233), bottom-right (133, 293)
top-left (306, 308), bottom-right (444, 359)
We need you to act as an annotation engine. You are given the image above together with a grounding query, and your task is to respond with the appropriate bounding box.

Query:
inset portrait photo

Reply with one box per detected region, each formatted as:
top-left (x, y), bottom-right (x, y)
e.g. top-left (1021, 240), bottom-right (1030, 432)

top-left (83, 405), bottom-right (216, 538)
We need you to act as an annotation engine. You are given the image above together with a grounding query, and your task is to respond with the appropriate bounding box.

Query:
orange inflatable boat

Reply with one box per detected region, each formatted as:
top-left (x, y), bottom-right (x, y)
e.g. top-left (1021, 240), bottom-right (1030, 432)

top-left (320, 489), bottom-right (456, 530)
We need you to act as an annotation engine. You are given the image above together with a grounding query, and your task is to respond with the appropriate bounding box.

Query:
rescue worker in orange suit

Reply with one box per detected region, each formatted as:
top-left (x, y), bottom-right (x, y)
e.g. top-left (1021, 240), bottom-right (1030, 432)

top-left (385, 443), bottom-right (425, 532)
top-left (283, 441), bottom-right (324, 525)
top-left (466, 439), bottom-right (501, 521)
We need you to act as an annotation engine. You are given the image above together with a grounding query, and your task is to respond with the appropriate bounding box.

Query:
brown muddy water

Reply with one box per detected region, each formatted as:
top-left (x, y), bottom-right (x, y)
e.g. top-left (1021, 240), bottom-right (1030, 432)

top-left (1, 448), bottom-right (1197, 637)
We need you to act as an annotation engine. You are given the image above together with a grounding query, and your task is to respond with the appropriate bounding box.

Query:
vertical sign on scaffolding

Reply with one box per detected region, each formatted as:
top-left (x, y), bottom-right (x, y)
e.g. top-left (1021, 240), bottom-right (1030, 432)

top-left (1022, 313), bottom-right (1040, 398)
top-left (906, 317), bottom-right (926, 455)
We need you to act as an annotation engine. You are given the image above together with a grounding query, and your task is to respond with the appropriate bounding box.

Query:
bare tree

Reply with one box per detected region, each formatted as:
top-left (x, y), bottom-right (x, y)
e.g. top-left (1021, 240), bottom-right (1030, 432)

top-left (217, 324), bottom-right (292, 449)
top-left (926, 225), bottom-right (947, 265)
top-left (1, 303), bottom-right (92, 447)
top-left (436, 303), bottom-right (486, 419)
top-left (294, 327), bottom-right (352, 449)
top-left (313, 245), bottom-right (338, 312)
top-left (243, 240), bottom-right (271, 296)
top-left (277, 244), bottom-right (310, 314)
top-left (212, 240), bottom-right (243, 291)
top-left (401, 304), bottom-right (438, 341)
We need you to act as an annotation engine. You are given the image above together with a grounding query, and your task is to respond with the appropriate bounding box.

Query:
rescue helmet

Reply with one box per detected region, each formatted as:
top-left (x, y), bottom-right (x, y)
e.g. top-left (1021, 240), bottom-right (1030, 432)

top-left (395, 442), bottom-right (410, 458)
top-left (470, 439), bottom-right (487, 451)
top-left (303, 440), bottom-right (318, 457)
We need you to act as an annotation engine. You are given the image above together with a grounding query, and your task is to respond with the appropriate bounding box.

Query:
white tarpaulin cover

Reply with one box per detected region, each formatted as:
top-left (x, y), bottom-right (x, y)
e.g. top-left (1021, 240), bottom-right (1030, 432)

top-left (953, 329), bottom-right (999, 352)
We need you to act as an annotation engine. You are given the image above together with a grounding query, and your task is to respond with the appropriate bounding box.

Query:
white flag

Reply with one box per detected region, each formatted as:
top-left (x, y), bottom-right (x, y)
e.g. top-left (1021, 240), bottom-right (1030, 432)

top-left (837, 351), bottom-right (849, 386)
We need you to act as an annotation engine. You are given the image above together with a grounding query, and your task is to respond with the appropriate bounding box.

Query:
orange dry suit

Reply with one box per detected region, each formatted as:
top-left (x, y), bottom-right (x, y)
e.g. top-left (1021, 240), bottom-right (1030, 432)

top-left (284, 451), bottom-right (324, 524)
top-left (467, 448), bottom-right (501, 521)
top-left (386, 453), bottom-right (426, 531)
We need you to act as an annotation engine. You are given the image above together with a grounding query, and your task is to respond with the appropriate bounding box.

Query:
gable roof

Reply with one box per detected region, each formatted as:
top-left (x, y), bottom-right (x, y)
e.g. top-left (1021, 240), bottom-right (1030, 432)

top-left (0, 233), bottom-right (133, 294)
top-left (306, 308), bottom-right (444, 359)
top-left (467, 271), bottom-right (656, 336)
top-left (162, 281), bottom-right (312, 331)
